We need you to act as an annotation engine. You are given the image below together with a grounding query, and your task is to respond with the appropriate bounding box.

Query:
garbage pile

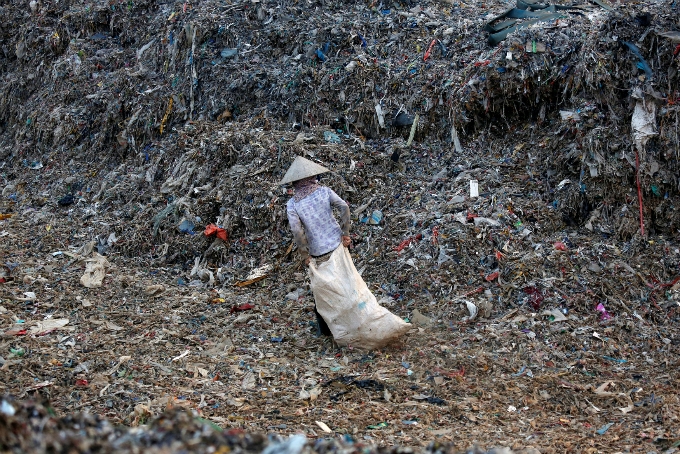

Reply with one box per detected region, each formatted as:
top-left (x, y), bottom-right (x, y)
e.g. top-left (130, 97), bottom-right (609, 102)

top-left (455, 0), bottom-right (680, 238)
top-left (1, 0), bottom-right (680, 451)
top-left (0, 0), bottom-right (678, 239)
top-left (0, 398), bottom-right (539, 454)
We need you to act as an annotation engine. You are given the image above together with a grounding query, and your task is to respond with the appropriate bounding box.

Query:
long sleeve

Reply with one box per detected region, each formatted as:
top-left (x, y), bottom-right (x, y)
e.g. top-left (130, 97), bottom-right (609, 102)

top-left (287, 203), bottom-right (310, 260)
top-left (328, 189), bottom-right (351, 236)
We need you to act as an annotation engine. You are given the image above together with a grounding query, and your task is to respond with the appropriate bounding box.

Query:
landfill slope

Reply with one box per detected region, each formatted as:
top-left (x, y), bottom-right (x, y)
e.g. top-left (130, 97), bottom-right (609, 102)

top-left (1, 0), bottom-right (680, 452)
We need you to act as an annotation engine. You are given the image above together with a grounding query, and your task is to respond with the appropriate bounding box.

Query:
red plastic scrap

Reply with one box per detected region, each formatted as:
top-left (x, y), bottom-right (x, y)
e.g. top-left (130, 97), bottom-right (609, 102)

top-left (4, 328), bottom-right (27, 336)
top-left (523, 286), bottom-right (544, 310)
top-left (553, 241), bottom-right (567, 251)
top-left (394, 233), bottom-right (422, 252)
top-left (466, 212), bottom-right (478, 221)
top-left (485, 271), bottom-right (499, 282)
top-left (204, 224), bottom-right (228, 241)
top-left (394, 238), bottom-right (411, 252)
top-left (423, 39), bottom-right (437, 61)
top-left (230, 303), bottom-right (254, 314)
top-left (432, 226), bottom-right (439, 245)
top-left (75, 379), bottom-right (89, 387)
top-left (658, 275), bottom-right (680, 289)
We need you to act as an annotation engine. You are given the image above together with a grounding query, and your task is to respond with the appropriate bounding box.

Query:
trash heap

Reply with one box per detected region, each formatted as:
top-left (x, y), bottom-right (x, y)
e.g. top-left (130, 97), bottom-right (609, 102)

top-left (1, 0), bottom-right (680, 451)
top-left (0, 398), bottom-right (542, 454)
top-left (1, 0), bottom-right (678, 238)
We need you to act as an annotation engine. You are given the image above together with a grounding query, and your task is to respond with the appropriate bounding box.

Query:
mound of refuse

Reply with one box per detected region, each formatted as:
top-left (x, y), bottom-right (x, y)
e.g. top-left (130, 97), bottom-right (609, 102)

top-left (0, 398), bottom-right (538, 454)
top-left (1, 0), bottom-right (680, 452)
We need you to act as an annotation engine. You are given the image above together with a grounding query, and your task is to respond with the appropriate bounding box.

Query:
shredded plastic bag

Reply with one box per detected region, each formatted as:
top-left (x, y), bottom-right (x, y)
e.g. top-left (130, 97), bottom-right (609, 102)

top-left (80, 253), bottom-right (110, 288)
top-left (631, 99), bottom-right (657, 149)
top-left (309, 246), bottom-right (411, 349)
top-left (29, 318), bottom-right (70, 335)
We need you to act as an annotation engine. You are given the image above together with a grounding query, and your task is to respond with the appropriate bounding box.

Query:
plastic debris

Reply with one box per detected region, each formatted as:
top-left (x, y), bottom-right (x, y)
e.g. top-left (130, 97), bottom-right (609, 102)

top-left (596, 303), bottom-right (612, 321)
top-left (596, 422), bottom-right (615, 435)
top-left (0, 0), bottom-right (678, 450)
top-left (79, 254), bottom-right (110, 289)
top-left (204, 223), bottom-right (228, 241)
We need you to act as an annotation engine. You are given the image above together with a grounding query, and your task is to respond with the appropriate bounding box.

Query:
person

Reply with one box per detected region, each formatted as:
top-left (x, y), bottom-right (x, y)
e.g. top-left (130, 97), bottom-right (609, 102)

top-left (281, 156), bottom-right (350, 336)
top-left (282, 156), bottom-right (410, 349)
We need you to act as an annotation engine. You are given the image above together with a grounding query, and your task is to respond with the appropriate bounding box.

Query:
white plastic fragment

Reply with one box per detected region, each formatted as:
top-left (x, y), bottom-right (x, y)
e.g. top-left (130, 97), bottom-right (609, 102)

top-left (464, 301), bottom-right (478, 320)
top-left (171, 350), bottom-right (190, 362)
top-left (556, 179), bottom-right (571, 190)
top-left (28, 318), bottom-right (69, 335)
top-left (451, 124), bottom-right (462, 152)
top-left (473, 217), bottom-right (501, 228)
top-left (375, 104), bottom-right (385, 128)
top-left (0, 400), bottom-right (15, 416)
top-left (560, 110), bottom-right (580, 121)
top-left (261, 434), bottom-right (307, 454)
top-left (542, 308), bottom-right (567, 322)
top-left (631, 97), bottom-right (657, 149)
top-left (406, 114), bottom-right (419, 147)
top-left (469, 179), bottom-right (479, 198)
top-left (315, 420), bottom-right (332, 433)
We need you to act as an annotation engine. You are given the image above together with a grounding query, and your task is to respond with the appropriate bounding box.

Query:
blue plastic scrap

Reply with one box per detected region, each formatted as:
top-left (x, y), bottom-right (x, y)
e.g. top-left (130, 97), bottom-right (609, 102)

top-left (178, 219), bottom-right (195, 234)
top-left (602, 355), bottom-right (627, 363)
top-left (437, 40), bottom-right (448, 57)
top-left (484, 0), bottom-right (611, 45)
top-left (323, 131), bottom-right (341, 143)
top-left (512, 365), bottom-right (527, 376)
top-left (622, 42), bottom-right (653, 79)
top-left (596, 422), bottom-right (614, 435)
top-left (221, 48), bottom-right (238, 58)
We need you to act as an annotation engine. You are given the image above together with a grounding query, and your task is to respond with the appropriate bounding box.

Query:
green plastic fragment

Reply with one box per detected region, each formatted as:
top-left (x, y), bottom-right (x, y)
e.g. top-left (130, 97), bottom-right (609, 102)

top-left (367, 422), bottom-right (389, 430)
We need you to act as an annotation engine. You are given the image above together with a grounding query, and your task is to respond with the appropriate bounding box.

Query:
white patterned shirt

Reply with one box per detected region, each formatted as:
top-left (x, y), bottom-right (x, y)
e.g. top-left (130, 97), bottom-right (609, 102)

top-left (287, 187), bottom-right (350, 260)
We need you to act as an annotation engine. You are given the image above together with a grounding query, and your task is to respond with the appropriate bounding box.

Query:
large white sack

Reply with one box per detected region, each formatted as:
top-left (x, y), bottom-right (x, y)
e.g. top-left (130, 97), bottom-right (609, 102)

top-left (309, 245), bottom-right (411, 349)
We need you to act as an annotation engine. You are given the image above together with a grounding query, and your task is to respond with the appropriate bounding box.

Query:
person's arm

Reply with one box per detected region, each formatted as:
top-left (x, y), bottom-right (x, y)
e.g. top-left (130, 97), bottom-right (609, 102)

top-left (328, 189), bottom-right (351, 236)
top-left (287, 204), bottom-right (310, 262)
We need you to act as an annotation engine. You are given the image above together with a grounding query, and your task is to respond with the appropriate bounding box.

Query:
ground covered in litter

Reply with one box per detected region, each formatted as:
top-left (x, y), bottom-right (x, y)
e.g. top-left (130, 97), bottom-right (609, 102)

top-left (1, 0), bottom-right (680, 451)
top-left (1, 157), bottom-right (680, 453)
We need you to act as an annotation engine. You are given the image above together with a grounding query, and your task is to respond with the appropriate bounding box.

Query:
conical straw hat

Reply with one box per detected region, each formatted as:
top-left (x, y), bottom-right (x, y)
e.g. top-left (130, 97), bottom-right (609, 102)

top-left (279, 156), bottom-right (330, 185)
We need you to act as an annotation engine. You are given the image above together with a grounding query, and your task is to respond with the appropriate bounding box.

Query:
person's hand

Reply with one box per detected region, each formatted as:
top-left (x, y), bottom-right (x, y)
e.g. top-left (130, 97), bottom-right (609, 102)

top-left (305, 256), bottom-right (311, 266)
top-left (342, 235), bottom-right (351, 247)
